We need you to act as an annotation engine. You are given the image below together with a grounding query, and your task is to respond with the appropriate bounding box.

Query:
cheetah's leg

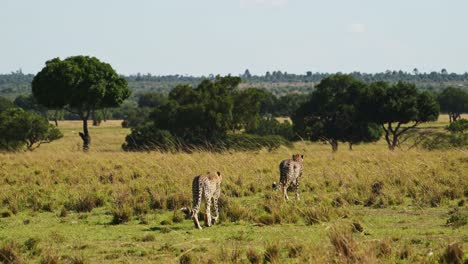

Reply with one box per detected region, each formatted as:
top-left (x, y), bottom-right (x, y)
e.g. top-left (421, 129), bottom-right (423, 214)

top-left (192, 209), bottom-right (202, 230)
top-left (205, 196), bottom-right (212, 227)
top-left (212, 197), bottom-right (219, 224)
top-left (282, 183), bottom-right (289, 201)
top-left (294, 178), bottom-right (300, 201)
top-left (192, 196), bottom-right (202, 230)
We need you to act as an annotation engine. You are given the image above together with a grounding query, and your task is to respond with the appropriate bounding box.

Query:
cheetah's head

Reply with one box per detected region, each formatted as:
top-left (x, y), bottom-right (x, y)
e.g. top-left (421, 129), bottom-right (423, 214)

top-left (292, 154), bottom-right (304, 162)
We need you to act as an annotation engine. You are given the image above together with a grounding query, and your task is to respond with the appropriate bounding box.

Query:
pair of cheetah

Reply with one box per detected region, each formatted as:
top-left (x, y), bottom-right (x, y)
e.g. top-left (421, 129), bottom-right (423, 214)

top-left (183, 154), bottom-right (304, 229)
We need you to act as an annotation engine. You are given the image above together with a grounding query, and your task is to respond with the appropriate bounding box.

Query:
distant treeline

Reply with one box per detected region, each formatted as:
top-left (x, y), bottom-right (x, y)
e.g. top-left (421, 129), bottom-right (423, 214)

top-left (2, 69), bottom-right (468, 99)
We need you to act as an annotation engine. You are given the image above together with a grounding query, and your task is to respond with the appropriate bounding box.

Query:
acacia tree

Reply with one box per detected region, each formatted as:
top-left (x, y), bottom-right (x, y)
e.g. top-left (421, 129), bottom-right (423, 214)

top-left (123, 76), bottom-right (242, 151)
top-left (0, 108), bottom-right (62, 151)
top-left (437, 87), bottom-right (468, 122)
top-left (366, 81), bottom-right (439, 150)
top-left (292, 75), bottom-right (381, 151)
top-left (32, 56), bottom-right (130, 151)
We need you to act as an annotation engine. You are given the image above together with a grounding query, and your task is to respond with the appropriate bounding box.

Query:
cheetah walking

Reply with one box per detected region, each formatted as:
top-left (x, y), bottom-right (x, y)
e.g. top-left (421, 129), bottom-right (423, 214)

top-left (183, 171), bottom-right (223, 229)
top-left (273, 154), bottom-right (304, 201)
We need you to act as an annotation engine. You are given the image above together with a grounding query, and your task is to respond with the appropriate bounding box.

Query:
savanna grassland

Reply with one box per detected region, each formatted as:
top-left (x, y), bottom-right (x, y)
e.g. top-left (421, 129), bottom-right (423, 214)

top-left (0, 117), bottom-right (467, 263)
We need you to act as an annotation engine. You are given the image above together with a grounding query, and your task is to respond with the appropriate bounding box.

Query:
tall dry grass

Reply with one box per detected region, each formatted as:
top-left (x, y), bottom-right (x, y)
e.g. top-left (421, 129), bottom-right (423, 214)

top-left (0, 120), bottom-right (465, 221)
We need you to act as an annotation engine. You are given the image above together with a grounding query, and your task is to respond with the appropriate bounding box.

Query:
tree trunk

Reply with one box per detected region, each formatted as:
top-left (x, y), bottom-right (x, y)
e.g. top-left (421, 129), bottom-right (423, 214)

top-left (349, 142), bottom-right (353, 150)
top-left (449, 114), bottom-right (453, 123)
top-left (102, 109), bottom-right (108, 122)
top-left (384, 126), bottom-right (392, 150)
top-left (79, 118), bottom-right (91, 151)
top-left (54, 110), bottom-right (59, 127)
top-left (92, 110), bottom-right (98, 126)
top-left (390, 132), bottom-right (398, 150)
top-left (330, 139), bottom-right (338, 152)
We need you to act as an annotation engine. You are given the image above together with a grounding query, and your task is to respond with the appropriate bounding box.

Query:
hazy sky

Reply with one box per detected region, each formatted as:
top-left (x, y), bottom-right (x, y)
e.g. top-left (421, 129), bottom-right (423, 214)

top-left (1, 0), bottom-right (467, 75)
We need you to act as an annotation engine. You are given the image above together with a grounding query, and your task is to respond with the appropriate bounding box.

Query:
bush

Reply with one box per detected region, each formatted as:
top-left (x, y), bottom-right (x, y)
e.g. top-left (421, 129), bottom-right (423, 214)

top-left (328, 226), bottom-right (359, 263)
top-left (446, 119), bottom-right (468, 133)
top-left (111, 205), bottom-right (133, 224)
top-left (256, 214), bottom-right (275, 225)
top-left (439, 243), bottom-right (463, 264)
top-left (263, 243), bottom-right (280, 263)
top-left (0, 241), bottom-right (23, 264)
top-left (286, 243), bottom-right (304, 258)
top-left (302, 207), bottom-right (332, 225)
top-left (246, 117), bottom-right (296, 141)
top-left (122, 124), bottom-right (177, 152)
top-left (179, 253), bottom-right (194, 264)
top-left (223, 198), bottom-right (251, 222)
top-left (421, 133), bottom-right (468, 150)
top-left (446, 208), bottom-right (467, 228)
top-left (0, 108), bottom-right (62, 151)
top-left (66, 192), bottom-right (104, 213)
top-left (24, 237), bottom-right (41, 255)
top-left (246, 249), bottom-right (261, 264)
top-left (121, 107), bottom-right (151, 128)
top-left (225, 134), bottom-right (291, 151)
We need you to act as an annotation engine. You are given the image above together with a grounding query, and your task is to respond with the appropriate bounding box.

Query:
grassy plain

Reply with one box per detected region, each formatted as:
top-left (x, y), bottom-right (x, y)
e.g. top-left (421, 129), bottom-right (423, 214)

top-left (0, 116), bottom-right (466, 263)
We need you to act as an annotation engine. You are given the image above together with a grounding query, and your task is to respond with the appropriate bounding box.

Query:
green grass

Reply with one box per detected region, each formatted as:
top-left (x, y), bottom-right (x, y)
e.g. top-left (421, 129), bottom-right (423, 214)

top-left (0, 116), bottom-right (466, 263)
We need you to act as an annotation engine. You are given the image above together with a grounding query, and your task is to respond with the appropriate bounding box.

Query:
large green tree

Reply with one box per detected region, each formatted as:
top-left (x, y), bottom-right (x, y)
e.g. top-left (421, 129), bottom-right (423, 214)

top-left (0, 108), bottom-right (62, 151)
top-left (0, 96), bottom-right (14, 112)
top-left (32, 56), bottom-right (130, 151)
top-left (437, 87), bottom-right (468, 122)
top-left (366, 81), bottom-right (439, 150)
top-left (292, 75), bottom-right (382, 151)
top-left (232, 88), bottom-right (266, 131)
top-left (123, 76), bottom-right (248, 151)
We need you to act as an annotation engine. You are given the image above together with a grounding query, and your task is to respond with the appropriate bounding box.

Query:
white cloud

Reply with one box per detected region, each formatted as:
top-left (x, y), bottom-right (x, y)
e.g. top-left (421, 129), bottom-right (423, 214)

top-left (347, 23), bottom-right (366, 34)
top-left (240, 0), bottom-right (289, 9)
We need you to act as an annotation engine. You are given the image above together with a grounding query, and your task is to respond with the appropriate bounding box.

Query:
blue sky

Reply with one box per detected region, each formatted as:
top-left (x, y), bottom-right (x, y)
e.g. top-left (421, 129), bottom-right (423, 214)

top-left (1, 0), bottom-right (467, 75)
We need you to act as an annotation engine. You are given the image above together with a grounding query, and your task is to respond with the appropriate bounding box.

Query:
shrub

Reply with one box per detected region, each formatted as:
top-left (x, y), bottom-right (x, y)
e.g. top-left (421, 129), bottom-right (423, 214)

top-left (439, 243), bottom-right (463, 264)
top-left (256, 214), bottom-right (275, 225)
top-left (246, 249), bottom-right (261, 264)
top-left (179, 253), bottom-right (194, 264)
top-left (24, 238), bottom-right (41, 257)
top-left (0, 209), bottom-right (13, 218)
top-left (121, 107), bottom-right (151, 128)
top-left (421, 133), bottom-right (468, 150)
top-left (223, 198), bottom-right (251, 222)
top-left (0, 241), bottom-right (23, 264)
top-left (446, 119), bottom-right (468, 133)
top-left (225, 134), bottom-right (291, 151)
top-left (446, 208), bottom-right (467, 228)
top-left (123, 125), bottom-right (177, 152)
top-left (0, 108), bottom-right (62, 151)
top-left (111, 205), bottom-right (133, 224)
top-left (160, 219), bottom-right (173, 226)
top-left (67, 192), bottom-right (104, 213)
top-left (172, 210), bottom-right (184, 223)
top-left (39, 249), bottom-right (60, 264)
top-left (140, 234), bottom-right (156, 242)
top-left (328, 226), bottom-right (359, 263)
top-left (286, 243), bottom-right (304, 258)
top-left (302, 207), bottom-right (332, 225)
top-left (374, 239), bottom-right (392, 258)
top-left (263, 243), bottom-right (280, 263)
top-left (246, 117), bottom-right (296, 141)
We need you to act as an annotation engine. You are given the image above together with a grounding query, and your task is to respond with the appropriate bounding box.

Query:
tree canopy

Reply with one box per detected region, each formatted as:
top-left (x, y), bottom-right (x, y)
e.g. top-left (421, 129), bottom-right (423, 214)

top-left (437, 87), bottom-right (468, 122)
top-left (122, 76), bottom-right (292, 152)
top-left (32, 56), bottom-right (130, 150)
top-left (0, 108), bottom-right (62, 151)
top-left (366, 81), bottom-right (439, 150)
top-left (0, 96), bottom-right (14, 111)
top-left (292, 75), bottom-right (382, 151)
